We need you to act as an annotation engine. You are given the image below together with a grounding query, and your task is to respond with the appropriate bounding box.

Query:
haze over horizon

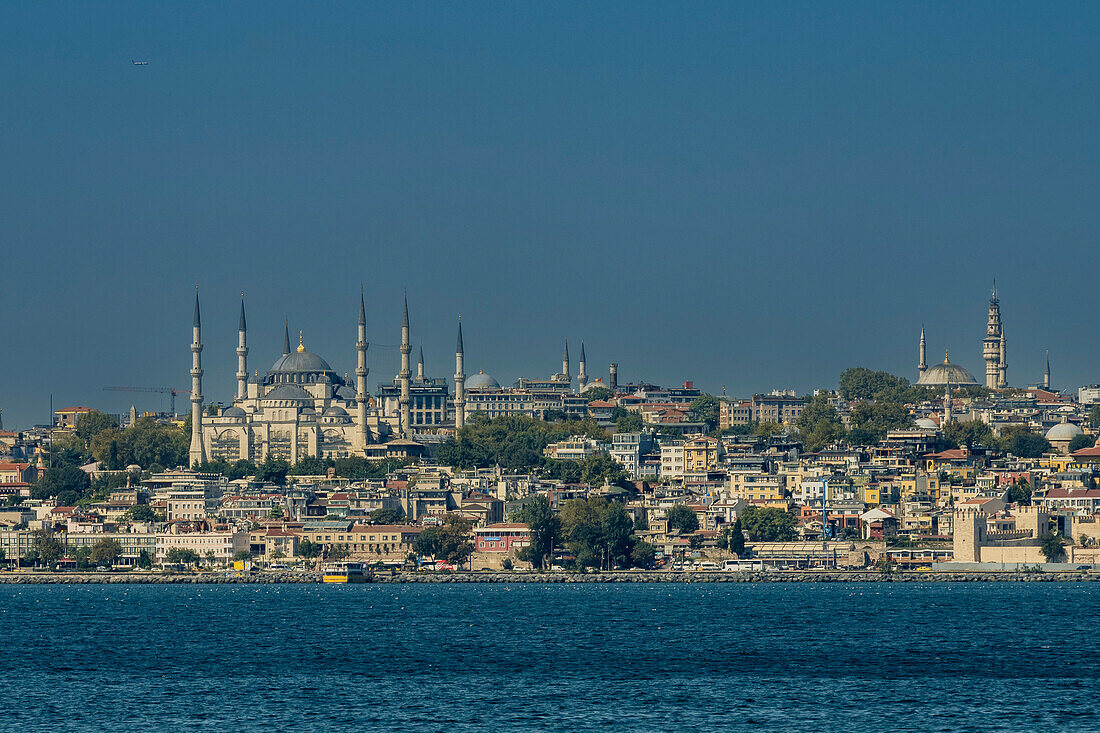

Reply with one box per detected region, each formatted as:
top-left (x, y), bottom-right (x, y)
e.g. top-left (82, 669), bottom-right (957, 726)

top-left (3, 2), bottom-right (1099, 429)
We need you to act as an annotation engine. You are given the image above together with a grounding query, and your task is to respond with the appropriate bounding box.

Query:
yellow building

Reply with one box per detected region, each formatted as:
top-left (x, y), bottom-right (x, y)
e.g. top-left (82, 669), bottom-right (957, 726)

top-left (684, 436), bottom-right (721, 473)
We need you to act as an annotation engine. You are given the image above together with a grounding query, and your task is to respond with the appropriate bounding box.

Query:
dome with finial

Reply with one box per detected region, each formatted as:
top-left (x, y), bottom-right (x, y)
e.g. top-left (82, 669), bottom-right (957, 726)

top-left (915, 349), bottom-right (979, 386)
top-left (465, 370), bottom-right (500, 391)
top-left (267, 331), bottom-right (340, 384)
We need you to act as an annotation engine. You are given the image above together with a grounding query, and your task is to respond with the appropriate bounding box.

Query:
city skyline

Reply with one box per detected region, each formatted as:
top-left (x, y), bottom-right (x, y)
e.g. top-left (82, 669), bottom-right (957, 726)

top-left (4, 3), bottom-right (1099, 428)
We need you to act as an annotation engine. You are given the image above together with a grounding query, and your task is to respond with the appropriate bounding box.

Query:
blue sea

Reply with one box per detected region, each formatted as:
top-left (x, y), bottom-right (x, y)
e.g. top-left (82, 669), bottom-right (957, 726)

top-left (1, 582), bottom-right (1097, 732)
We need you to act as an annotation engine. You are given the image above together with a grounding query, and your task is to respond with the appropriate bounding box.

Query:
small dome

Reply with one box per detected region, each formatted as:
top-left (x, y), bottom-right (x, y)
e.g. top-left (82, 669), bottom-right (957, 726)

top-left (915, 418), bottom-right (938, 429)
top-left (1046, 421), bottom-right (1083, 441)
top-left (323, 406), bottom-right (349, 417)
top-left (465, 370), bottom-right (500, 391)
top-left (263, 384), bottom-right (313, 402)
top-left (222, 406), bottom-right (247, 418)
top-left (581, 378), bottom-right (610, 393)
top-left (916, 352), bottom-right (979, 386)
top-left (335, 385), bottom-right (356, 400)
top-left (248, 371), bottom-right (264, 384)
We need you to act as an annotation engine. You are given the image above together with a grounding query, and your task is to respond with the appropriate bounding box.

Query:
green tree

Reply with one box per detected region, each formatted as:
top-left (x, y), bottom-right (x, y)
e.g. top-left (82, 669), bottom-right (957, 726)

top-left (32, 465), bottom-right (91, 501)
top-left (1089, 404), bottom-right (1100, 429)
top-left (1005, 479), bottom-right (1032, 506)
top-left (614, 409), bottom-right (644, 433)
top-left (289, 455), bottom-right (332, 476)
top-left (165, 547), bottom-right (200, 566)
top-left (413, 526), bottom-right (441, 561)
top-left (437, 514), bottom-right (475, 566)
top-left (89, 538), bottom-right (123, 567)
top-left (255, 455), bottom-right (291, 485)
top-left (30, 529), bottom-right (64, 568)
top-left (514, 495), bottom-right (561, 569)
top-left (665, 504), bottom-right (699, 534)
top-left (1068, 434), bottom-right (1096, 454)
top-left (268, 505), bottom-right (284, 518)
top-left (943, 419), bottom-right (995, 449)
top-left (296, 541), bottom-right (320, 560)
top-left (583, 386), bottom-right (614, 402)
top-left (233, 550), bottom-right (253, 563)
top-left (754, 421), bottom-right (784, 439)
top-left (688, 395), bottom-right (721, 432)
top-left (127, 504), bottom-right (158, 522)
top-left (838, 367), bottom-right (912, 401)
top-left (369, 507), bottom-right (407, 524)
top-left (75, 410), bottom-right (119, 445)
top-left (728, 517), bottom-right (746, 556)
top-left (137, 550), bottom-right (153, 569)
top-left (999, 428), bottom-right (1051, 458)
top-left (1039, 532), bottom-right (1066, 563)
top-left (739, 506), bottom-right (796, 541)
top-left (630, 540), bottom-right (656, 569)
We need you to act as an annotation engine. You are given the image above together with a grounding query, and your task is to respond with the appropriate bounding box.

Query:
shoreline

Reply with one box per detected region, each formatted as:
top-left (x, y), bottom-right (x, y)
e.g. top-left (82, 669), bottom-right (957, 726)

top-left (0, 570), bottom-right (1097, 584)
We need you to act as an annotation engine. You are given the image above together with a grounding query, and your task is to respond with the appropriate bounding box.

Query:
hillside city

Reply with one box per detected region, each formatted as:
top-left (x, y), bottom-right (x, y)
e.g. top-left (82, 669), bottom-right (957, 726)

top-left (2, 288), bottom-right (1099, 574)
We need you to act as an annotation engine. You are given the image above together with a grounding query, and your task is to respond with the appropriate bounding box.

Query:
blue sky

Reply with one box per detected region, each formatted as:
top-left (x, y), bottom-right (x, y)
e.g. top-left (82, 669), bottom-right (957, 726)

top-left (2, 2), bottom-right (1098, 428)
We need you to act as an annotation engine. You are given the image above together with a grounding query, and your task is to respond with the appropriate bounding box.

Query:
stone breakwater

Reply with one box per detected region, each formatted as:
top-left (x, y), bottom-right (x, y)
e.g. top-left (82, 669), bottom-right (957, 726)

top-left (0, 570), bottom-right (1096, 584)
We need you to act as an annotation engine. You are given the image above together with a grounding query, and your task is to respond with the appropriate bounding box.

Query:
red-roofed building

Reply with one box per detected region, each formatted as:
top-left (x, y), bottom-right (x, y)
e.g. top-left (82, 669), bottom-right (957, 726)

top-left (0, 462), bottom-right (35, 485)
top-left (472, 523), bottom-right (532, 570)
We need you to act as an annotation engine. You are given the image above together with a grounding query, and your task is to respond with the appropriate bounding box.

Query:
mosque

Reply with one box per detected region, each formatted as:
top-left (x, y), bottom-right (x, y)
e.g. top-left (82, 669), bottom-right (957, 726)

top-left (915, 286), bottom-right (1009, 389)
top-left (187, 290), bottom-right (469, 465)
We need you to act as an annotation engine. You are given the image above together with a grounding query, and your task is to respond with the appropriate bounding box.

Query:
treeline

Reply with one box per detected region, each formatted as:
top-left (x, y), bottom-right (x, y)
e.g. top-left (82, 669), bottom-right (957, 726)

top-left (192, 455), bottom-right (411, 485)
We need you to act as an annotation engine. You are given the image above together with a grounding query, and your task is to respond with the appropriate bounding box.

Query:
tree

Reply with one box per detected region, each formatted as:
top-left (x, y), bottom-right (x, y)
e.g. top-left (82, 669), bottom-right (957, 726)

top-left (255, 456), bottom-right (290, 485)
top-left (270, 549), bottom-right (286, 561)
top-left (514, 495), bottom-right (561, 569)
top-left (232, 550), bottom-right (253, 563)
top-left (999, 428), bottom-right (1051, 458)
top-left (89, 538), bottom-right (122, 567)
top-left (583, 386), bottom-right (614, 402)
top-left (75, 410), bottom-right (119, 444)
top-left (30, 529), bottom-right (64, 568)
top-left (413, 527), bottom-right (441, 561)
top-left (296, 541), bottom-right (320, 560)
top-left (665, 504), bottom-right (699, 534)
top-left (32, 465), bottom-right (91, 501)
top-left (739, 506), bottom-right (796, 541)
top-left (632, 512), bottom-right (649, 532)
top-left (1039, 532), bottom-right (1066, 563)
top-left (943, 419), bottom-right (995, 449)
top-left (614, 410), bottom-right (644, 433)
top-left (630, 540), bottom-right (656, 569)
top-left (369, 507), bottom-right (407, 525)
top-left (204, 550), bottom-right (217, 567)
top-left (289, 455), bottom-right (332, 476)
top-left (728, 518), bottom-right (746, 556)
top-left (437, 514), bottom-right (475, 566)
top-left (1005, 479), bottom-right (1032, 506)
top-left (137, 550), bottom-right (153, 569)
top-left (127, 504), bottom-right (158, 522)
top-left (165, 547), bottom-right (200, 567)
top-left (268, 505), bottom-right (284, 519)
top-left (560, 497), bottom-right (638, 569)
top-left (1089, 404), bottom-right (1100, 429)
top-left (797, 396), bottom-right (848, 451)
top-left (1068, 434), bottom-right (1096, 454)
top-left (688, 533), bottom-right (705, 550)
top-left (688, 395), bottom-right (720, 432)
top-left (330, 545), bottom-right (351, 561)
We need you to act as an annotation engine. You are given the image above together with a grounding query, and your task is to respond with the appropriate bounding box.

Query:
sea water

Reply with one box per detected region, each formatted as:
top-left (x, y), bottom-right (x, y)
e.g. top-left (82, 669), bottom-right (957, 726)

top-left (1, 582), bottom-right (1097, 731)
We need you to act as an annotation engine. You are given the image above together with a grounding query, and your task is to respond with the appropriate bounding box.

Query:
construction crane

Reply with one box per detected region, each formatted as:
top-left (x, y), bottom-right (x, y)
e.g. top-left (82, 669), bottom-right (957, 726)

top-left (103, 386), bottom-right (189, 416)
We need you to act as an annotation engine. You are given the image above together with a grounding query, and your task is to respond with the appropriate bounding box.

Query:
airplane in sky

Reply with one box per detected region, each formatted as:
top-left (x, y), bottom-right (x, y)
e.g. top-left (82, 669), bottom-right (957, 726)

top-left (132, 60), bottom-right (148, 65)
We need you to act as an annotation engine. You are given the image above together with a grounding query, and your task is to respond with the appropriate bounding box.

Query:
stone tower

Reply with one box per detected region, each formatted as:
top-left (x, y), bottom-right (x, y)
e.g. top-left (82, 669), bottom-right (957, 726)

top-left (454, 317), bottom-right (466, 429)
top-left (398, 290), bottom-right (412, 437)
top-left (578, 341), bottom-right (588, 390)
top-left (562, 339), bottom-right (570, 383)
top-left (982, 283), bottom-right (1006, 389)
top-left (1044, 350), bottom-right (1050, 390)
top-left (918, 324), bottom-right (927, 376)
top-left (236, 294), bottom-right (248, 402)
top-left (355, 287), bottom-right (370, 450)
top-left (609, 362), bottom-right (618, 391)
top-left (189, 289), bottom-right (207, 466)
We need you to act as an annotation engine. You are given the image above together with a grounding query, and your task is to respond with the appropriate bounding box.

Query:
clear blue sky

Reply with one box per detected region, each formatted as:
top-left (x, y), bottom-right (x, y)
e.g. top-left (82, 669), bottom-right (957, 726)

top-left (2, 2), bottom-right (1098, 429)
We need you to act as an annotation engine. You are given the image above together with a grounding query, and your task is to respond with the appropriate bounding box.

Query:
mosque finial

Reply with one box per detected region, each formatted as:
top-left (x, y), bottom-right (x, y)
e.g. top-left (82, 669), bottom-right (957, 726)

top-left (297, 330), bottom-right (306, 352)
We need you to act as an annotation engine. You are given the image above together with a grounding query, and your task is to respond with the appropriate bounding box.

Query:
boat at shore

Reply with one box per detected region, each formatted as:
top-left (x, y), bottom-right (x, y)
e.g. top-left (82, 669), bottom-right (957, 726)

top-left (321, 562), bottom-right (369, 583)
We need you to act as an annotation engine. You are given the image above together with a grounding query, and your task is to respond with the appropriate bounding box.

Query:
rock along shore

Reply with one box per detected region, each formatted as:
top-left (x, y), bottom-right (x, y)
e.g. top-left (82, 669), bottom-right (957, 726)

top-left (0, 570), bottom-right (1097, 584)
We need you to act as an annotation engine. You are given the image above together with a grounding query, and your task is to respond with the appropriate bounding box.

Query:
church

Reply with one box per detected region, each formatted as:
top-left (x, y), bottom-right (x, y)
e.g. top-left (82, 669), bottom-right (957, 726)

top-left (187, 290), bottom-right (469, 466)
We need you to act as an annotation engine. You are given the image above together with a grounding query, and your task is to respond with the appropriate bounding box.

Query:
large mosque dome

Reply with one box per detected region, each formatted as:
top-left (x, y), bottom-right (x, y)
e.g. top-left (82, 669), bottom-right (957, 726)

top-left (465, 371), bottom-right (501, 390)
top-left (265, 332), bottom-right (343, 386)
top-left (270, 350), bottom-right (333, 374)
top-left (916, 352), bottom-right (979, 387)
top-left (1045, 420), bottom-right (1083, 442)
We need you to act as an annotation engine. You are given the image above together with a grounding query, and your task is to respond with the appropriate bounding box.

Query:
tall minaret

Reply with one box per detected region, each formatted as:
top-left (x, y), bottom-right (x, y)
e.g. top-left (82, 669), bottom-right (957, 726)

top-left (578, 341), bottom-right (588, 390)
top-left (562, 339), bottom-right (570, 383)
top-left (982, 281), bottom-right (1004, 389)
top-left (283, 319), bottom-right (291, 356)
top-left (399, 290), bottom-right (412, 436)
top-left (355, 287), bottom-right (370, 450)
top-left (236, 294), bottom-right (248, 402)
top-left (454, 317), bottom-right (466, 429)
top-left (943, 381), bottom-right (953, 424)
top-left (189, 288), bottom-right (207, 466)
top-left (417, 344), bottom-right (425, 381)
top-left (1044, 350), bottom-right (1050, 390)
top-left (918, 324), bottom-right (927, 376)
top-left (998, 330), bottom-right (1007, 388)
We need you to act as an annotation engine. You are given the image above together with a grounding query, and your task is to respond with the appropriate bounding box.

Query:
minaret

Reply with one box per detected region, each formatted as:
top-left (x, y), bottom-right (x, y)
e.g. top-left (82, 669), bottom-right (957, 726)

top-left (1044, 350), bottom-right (1050, 390)
top-left (918, 324), bottom-right (927, 376)
top-left (398, 290), bottom-right (412, 436)
top-left (454, 317), bottom-right (466, 429)
top-left (189, 289), bottom-right (207, 466)
top-left (283, 319), bottom-right (291, 356)
top-left (129, 405), bottom-right (137, 426)
top-left (943, 381), bottom-right (952, 424)
top-left (355, 287), bottom-right (370, 450)
top-left (578, 341), bottom-right (588, 390)
top-left (236, 294), bottom-right (248, 402)
top-left (417, 344), bottom-right (425, 381)
top-left (982, 281), bottom-right (1003, 389)
top-left (998, 330), bottom-right (1007, 388)
top-left (562, 339), bottom-right (570, 383)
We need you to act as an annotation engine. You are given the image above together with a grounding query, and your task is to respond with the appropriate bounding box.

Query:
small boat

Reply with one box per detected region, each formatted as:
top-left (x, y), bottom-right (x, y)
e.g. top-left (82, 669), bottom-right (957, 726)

top-left (321, 561), bottom-right (368, 583)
